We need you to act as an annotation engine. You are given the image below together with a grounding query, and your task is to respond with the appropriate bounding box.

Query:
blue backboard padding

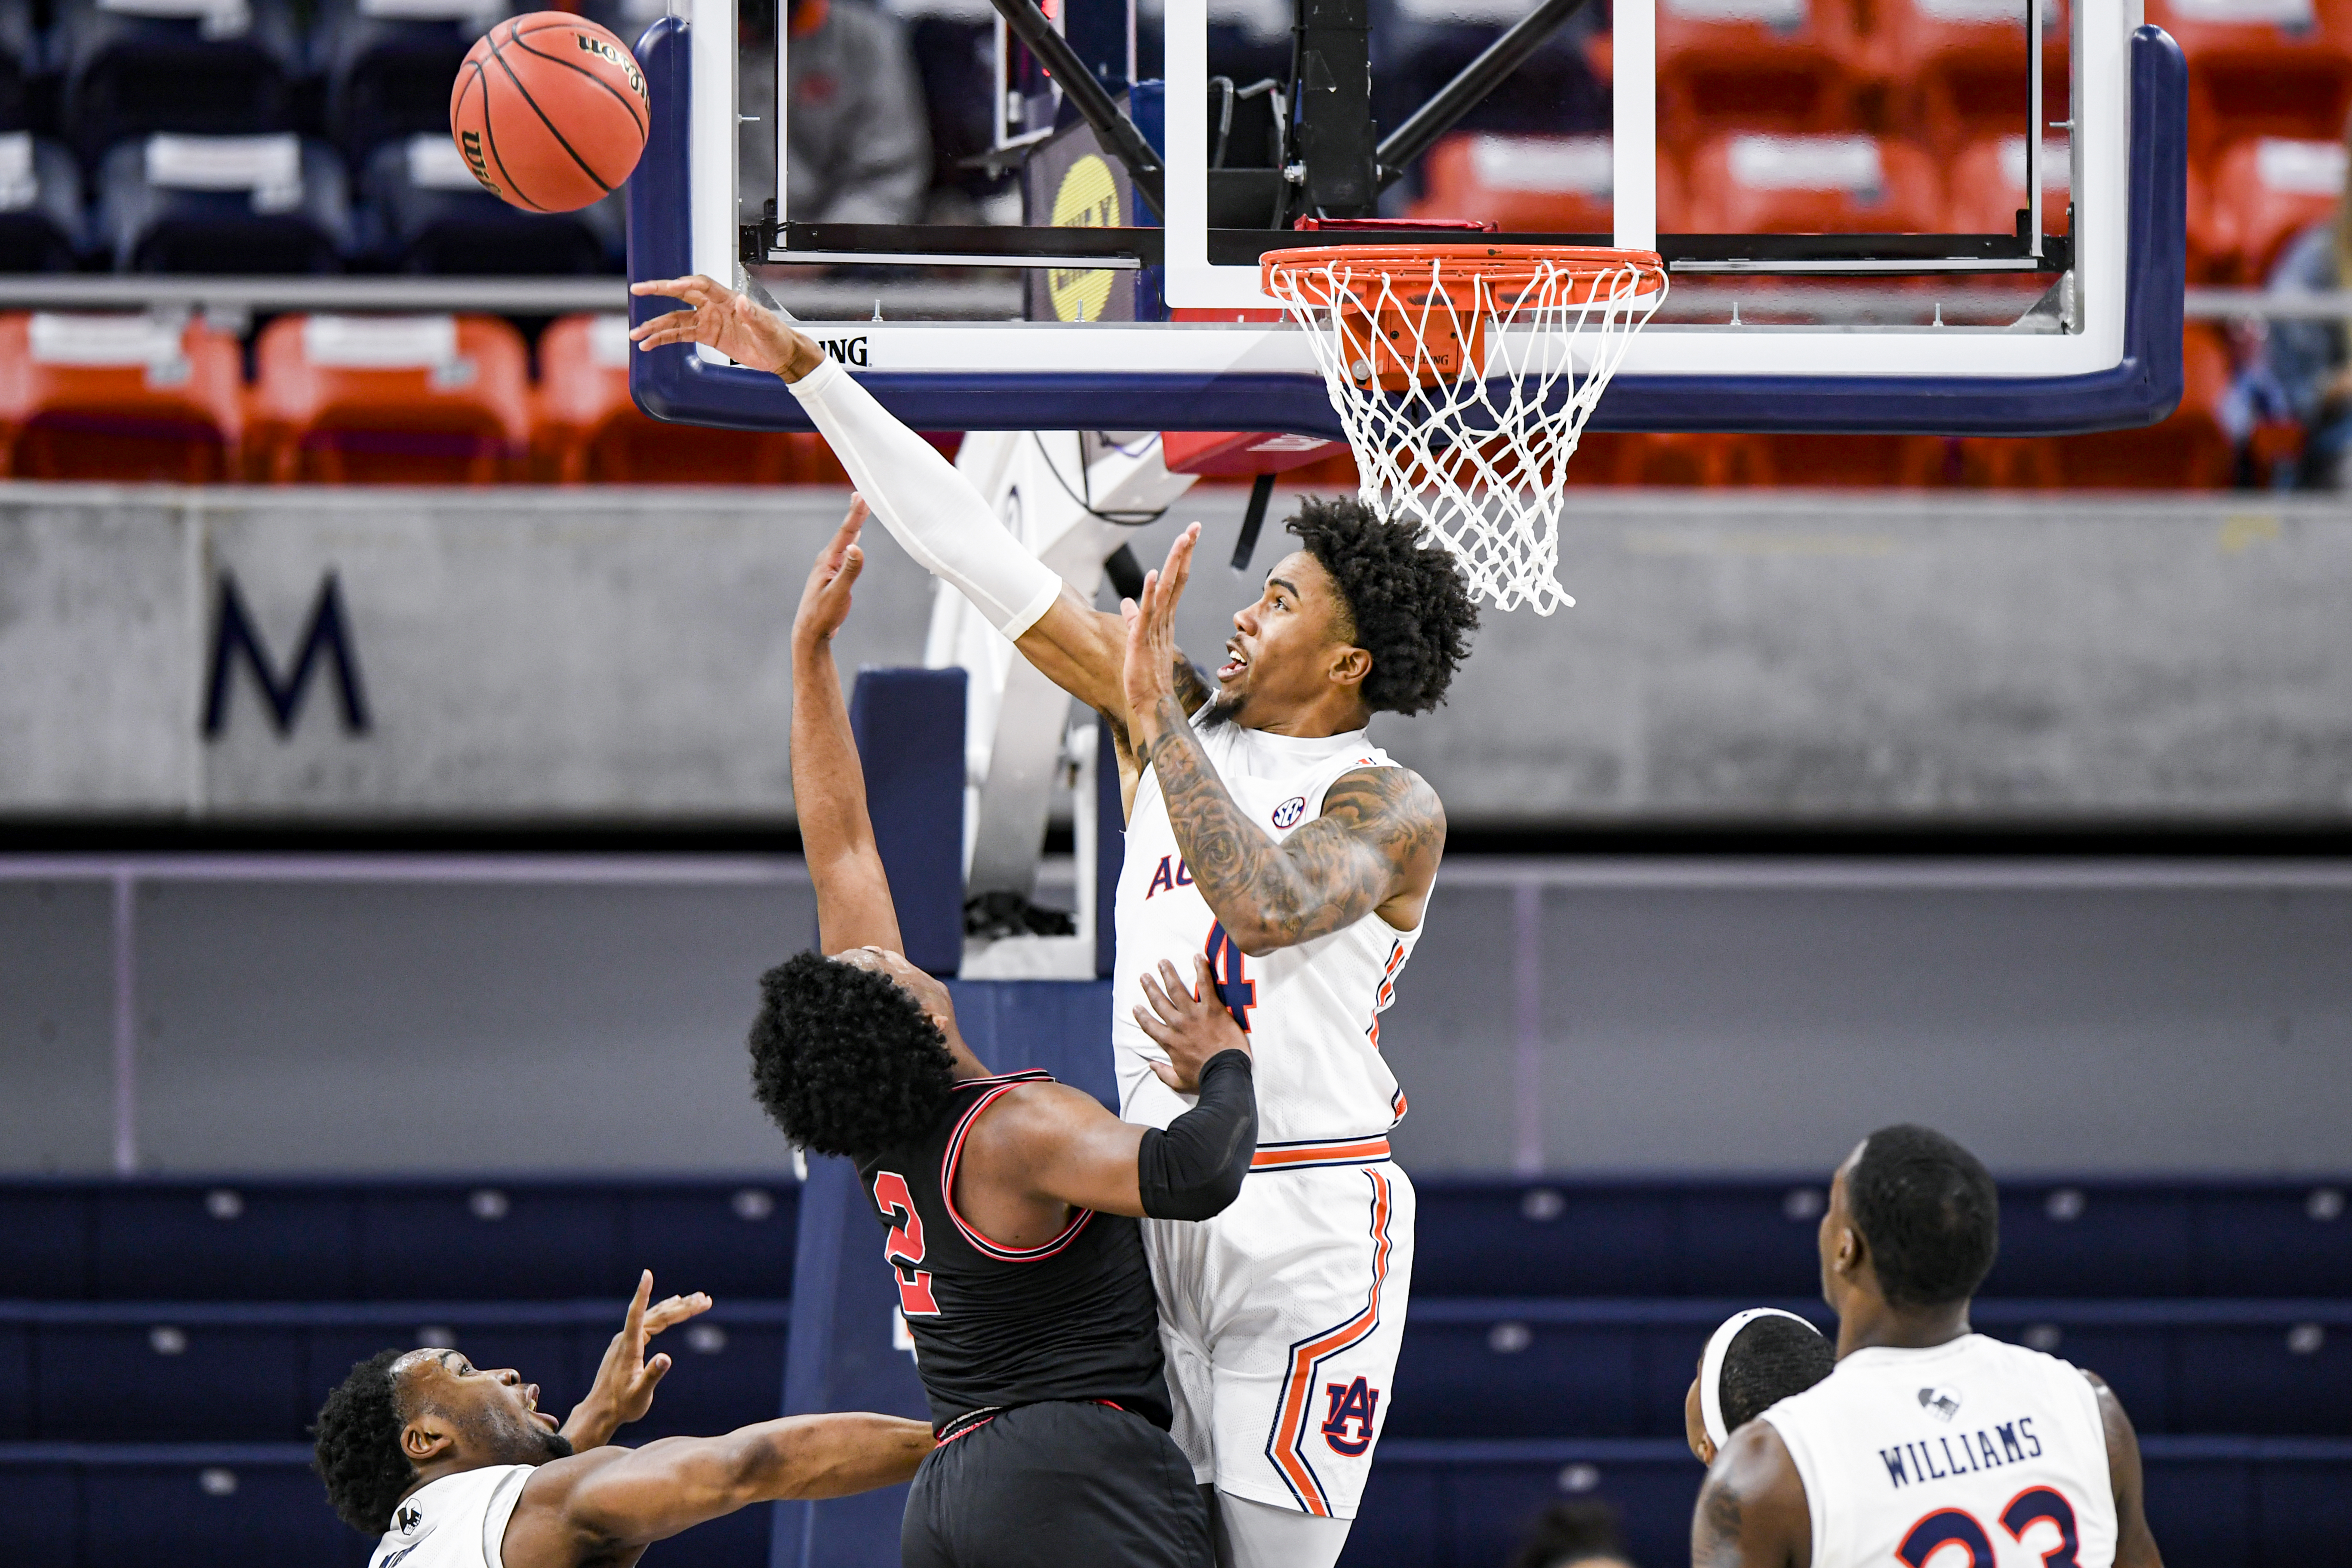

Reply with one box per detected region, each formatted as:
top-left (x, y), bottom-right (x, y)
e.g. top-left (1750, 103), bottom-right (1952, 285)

top-left (631, 20), bottom-right (2185, 438)
top-left (847, 667), bottom-right (966, 977)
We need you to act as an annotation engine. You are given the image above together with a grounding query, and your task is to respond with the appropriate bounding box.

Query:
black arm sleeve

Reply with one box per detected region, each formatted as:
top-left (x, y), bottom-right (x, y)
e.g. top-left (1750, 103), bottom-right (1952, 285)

top-left (1137, 1051), bottom-right (1256, 1221)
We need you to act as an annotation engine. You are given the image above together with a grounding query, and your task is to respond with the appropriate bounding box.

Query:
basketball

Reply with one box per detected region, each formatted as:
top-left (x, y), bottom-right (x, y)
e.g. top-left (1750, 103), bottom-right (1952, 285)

top-left (448, 12), bottom-right (648, 214)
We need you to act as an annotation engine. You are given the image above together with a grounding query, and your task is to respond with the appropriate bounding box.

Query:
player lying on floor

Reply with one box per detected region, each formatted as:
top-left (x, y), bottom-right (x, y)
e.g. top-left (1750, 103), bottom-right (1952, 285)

top-left (1693, 1124), bottom-right (2164, 1568)
top-left (1684, 1308), bottom-right (1835, 1467)
top-left (313, 1270), bottom-right (932, 1568)
top-left (751, 502), bottom-right (1258, 1568)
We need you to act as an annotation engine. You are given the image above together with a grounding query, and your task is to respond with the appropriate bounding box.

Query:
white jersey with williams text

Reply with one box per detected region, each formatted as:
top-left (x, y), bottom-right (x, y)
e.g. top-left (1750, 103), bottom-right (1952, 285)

top-left (1111, 714), bottom-right (1422, 1146)
top-left (369, 1465), bottom-right (531, 1568)
top-left (1762, 1334), bottom-right (2118, 1568)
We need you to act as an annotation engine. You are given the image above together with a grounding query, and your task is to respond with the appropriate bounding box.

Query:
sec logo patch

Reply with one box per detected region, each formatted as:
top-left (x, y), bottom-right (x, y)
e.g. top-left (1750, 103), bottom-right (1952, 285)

top-left (1271, 796), bottom-right (1308, 828)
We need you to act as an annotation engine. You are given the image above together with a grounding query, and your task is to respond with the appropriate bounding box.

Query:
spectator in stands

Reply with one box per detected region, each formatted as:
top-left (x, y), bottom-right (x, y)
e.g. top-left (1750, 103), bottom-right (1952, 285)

top-left (1682, 1307), bottom-right (1835, 1467)
top-left (1507, 1499), bottom-right (1637, 1568)
top-left (2262, 123), bottom-right (2352, 486)
top-left (739, 0), bottom-right (932, 229)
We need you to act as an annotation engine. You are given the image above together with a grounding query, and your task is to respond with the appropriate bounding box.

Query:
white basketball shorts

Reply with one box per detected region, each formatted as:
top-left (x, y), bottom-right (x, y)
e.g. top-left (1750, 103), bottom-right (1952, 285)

top-left (1144, 1144), bottom-right (1416, 1521)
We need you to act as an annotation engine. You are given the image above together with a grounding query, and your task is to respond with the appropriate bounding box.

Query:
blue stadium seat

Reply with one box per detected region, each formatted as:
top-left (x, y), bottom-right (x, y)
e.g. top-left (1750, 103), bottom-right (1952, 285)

top-left (1361, 1442), bottom-right (1703, 1568)
top-left (356, 1184), bottom-right (624, 1300)
top-left (2175, 1316), bottom-right (2352, 1437)
top-left (0, 135), bottom-right (89, 271)
top-left (2251, 1440), bottom-right (2352, 1565)
top-left (0, 1188), bottom-right (90, 1298)
top-left (0, 1453), bottom-right (78, 1566)
top-left (53, 0), bottom-right (305, 162)
top-left (0, 1319), bottom-right (27, 1440)
top-left (1989, 1183), bottom-right (2195, 1298)
top-left (92, 1185), bottom-right (358, 1302)
top-left (359, 135), bottom-right (620, 274)
top-left (315, 0), bottom-right (511, 162)
top-left (621, 1183), bottom-right (799, 1301)
top-left (33, 1313), bottom-right (308, 1442)
top-left (1391, 1306), bottom-right (1656, 1439)
top-left (2191, 1184), bottom-right (2352, 1297)
top-left (80, 1447), bottom-right (368, 1568)
top-left (97, 133), bottom-right (352, 272)
top-left (1414, 1182), bottom-right (1680, 1297)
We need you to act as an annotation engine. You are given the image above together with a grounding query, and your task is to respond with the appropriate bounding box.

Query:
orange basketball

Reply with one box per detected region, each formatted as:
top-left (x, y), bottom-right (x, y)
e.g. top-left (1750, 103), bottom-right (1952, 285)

top-left (449, 12), bottom-right (649, 214)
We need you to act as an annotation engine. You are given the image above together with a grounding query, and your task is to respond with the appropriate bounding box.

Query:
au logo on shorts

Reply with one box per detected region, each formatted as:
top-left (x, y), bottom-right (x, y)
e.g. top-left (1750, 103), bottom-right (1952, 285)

top-left (1271, 795), bottom-right (1308, 829)
top-left (1320, 1376), bottom-right (1380, 1455)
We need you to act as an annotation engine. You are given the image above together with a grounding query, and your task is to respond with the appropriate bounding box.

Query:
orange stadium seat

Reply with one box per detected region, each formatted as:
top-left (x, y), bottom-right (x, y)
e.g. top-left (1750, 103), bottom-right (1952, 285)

top-left (2208, 135), bottom-right (2345, 282)
top-left (2143, 0), bottom-right (2352, 156)
top-left (1870, 0), bottom-right (2069, 154)
top-left (0, 312), bottom-right (245, 481)
top-left (248, 314), bottom-right (532, 483)
top-left (1656, 0), bottom-right (1864, 134)
top-left (1410, 133), bottom-right (1688, 234)
top-left (1958, 326), bottom-right (2236, 486)
top-left (533, 314), bottom-right (798, 483)
top-left (1684, 133), bottom-right (1944, 232)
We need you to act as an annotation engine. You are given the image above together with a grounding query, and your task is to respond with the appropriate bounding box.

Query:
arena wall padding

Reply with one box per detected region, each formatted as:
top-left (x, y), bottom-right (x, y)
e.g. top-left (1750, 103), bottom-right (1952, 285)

top-left (847, 667), bottom-right (967, 976)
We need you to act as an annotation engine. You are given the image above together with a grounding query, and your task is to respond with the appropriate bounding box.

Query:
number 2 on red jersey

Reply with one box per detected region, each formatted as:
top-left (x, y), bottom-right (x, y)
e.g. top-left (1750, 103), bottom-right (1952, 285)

top-left (870, 1170), bottom-right (941, 1317)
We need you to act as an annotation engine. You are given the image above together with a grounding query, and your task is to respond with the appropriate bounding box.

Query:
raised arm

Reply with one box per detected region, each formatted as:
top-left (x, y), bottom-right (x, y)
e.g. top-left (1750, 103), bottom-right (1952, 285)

top-left (1120, 529), bottom-right (1445, 954)
top-left (961, 956), bottom-right (1256, 1222)
top-left (1691, 1419), bottom-right (1812, 1568)
top-left (630, 276), bottom-right (1149, 720)
top-left (502, 1411), bottom-right (933, 1565)
top-left (791, 502), bottom-right (902, 955)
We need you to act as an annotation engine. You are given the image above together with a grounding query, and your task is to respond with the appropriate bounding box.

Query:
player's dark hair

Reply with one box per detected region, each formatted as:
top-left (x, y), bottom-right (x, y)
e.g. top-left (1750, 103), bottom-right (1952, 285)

top-left (748, 950), bottom-right (958, 1158)
top-left (1287, 496), bottom-right (1478, 716)
top-left (313, 1348), bottom-right (416, 1536)
top-left (1508, 1499), bottom-right (1632, 1568)
top-left (1719, 1315), bottom-right (1836, 1431)
top-left (1850, 1123), bottom-right (2001, 1308)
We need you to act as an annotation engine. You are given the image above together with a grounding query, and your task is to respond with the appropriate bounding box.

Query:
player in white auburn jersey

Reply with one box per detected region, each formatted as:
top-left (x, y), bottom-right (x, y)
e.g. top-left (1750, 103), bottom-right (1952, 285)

top-left (311, 1272), bottom-right (931, 1568)
top-left (627, 273), bottom-right (1481, 1568)
top-left (1695, 1125), bottom-right (2164, 1568)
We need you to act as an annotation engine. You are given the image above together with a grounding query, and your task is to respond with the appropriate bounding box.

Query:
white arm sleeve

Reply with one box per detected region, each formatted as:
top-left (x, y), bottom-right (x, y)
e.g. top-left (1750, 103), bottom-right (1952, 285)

top-left (786, 357), bottom-right (1064, 639)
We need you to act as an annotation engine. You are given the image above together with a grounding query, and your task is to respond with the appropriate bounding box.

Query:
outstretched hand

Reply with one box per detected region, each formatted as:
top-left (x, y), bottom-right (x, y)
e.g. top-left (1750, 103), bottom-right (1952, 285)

top-left (628, 274), bottom-right (822, 381)
top-left (1137, 953), bottom-right (1250, 1092)
top-left (795, 498), bottom-right (868, 649)
top-left (1121, 523), bottom-right (1201, 755)
top-left (561, 1271), bottom-right (713, 1450)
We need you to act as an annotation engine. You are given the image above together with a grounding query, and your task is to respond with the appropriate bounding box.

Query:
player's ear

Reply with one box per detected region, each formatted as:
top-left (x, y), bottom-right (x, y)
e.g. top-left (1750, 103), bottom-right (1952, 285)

top-left (1327, 644), bottom-right (1370, 691)
top-left (402, 1412), bottom-right (456, 1465)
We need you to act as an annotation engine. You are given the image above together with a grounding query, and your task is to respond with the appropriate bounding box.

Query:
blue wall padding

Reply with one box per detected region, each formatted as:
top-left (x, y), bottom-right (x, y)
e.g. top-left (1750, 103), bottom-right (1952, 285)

top-left (847, 667), bottom-right (967, 975)
top-left (774, 977), bottom-right (1120, 1568)
top-left (1096, 718), bottom-right (1123, 980)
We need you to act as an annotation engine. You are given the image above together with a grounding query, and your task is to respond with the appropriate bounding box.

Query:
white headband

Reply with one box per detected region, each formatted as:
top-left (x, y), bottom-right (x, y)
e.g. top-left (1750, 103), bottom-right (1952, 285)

top-left (1700, 1308), bottom-right (1825, 1448)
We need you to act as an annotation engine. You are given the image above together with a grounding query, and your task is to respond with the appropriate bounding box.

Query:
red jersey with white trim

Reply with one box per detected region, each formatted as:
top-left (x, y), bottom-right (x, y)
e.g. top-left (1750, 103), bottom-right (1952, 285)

top-left (853, 1069), bottom-right (1173, 1434)
top-left (1112, 715), bottom-right (1424, 1144)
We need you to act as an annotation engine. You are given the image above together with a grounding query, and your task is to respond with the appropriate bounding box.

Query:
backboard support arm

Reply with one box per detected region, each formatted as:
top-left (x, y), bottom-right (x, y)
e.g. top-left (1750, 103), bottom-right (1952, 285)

top-left (986, 0), bottom-right (1167, 219)
top-left (1375, 0), bottom-right (1599, 190)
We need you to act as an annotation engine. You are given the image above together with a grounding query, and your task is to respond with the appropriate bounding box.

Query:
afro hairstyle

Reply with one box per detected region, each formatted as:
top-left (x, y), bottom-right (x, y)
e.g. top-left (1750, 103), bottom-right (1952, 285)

top-left (1718, 1314), bottom-right (1835, 1431)
top-left (313, 1348), bottom-right (416, 1535)
top-left (1287, 495), bottom-right (1479, 716)
top-left (1850, 1123), bottom-right (2001, 1308)
top-left (749, 950), bottom-right (959, 1158)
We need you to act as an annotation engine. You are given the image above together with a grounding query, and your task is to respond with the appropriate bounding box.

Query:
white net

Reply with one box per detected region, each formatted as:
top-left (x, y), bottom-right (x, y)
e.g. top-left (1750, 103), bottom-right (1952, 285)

top-left (1262, 247), bottom-right (1665, 614)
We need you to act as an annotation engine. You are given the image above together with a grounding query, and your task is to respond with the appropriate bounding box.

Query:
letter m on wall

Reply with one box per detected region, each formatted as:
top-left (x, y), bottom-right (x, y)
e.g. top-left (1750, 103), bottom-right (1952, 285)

top-left (202, 570), bottom-right (373, 738)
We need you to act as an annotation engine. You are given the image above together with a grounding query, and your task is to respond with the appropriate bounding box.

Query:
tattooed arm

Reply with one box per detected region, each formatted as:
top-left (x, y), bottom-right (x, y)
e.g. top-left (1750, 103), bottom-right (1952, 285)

top-left (1120, 531), bottom-right (1444, 954)
top-left (1692, 1421), bottom-right (1811, 1568)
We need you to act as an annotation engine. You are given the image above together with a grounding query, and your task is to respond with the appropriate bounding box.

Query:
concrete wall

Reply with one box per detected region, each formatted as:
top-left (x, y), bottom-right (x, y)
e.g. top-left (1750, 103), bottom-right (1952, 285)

top-left (4, 484), bottom-right (2350, 824)
top-left (5, 858), bottom-right (2346, 1178)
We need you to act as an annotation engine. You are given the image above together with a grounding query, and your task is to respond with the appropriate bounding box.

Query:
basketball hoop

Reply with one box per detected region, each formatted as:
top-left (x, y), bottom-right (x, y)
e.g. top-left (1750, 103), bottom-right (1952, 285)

top-left (1260, 244), bottom-right (1667, 615)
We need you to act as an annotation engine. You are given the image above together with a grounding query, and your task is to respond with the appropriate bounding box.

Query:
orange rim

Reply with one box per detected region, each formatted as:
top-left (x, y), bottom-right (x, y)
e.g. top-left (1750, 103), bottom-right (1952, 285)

top-left (1261, 243), bottom-right (1667, 298)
